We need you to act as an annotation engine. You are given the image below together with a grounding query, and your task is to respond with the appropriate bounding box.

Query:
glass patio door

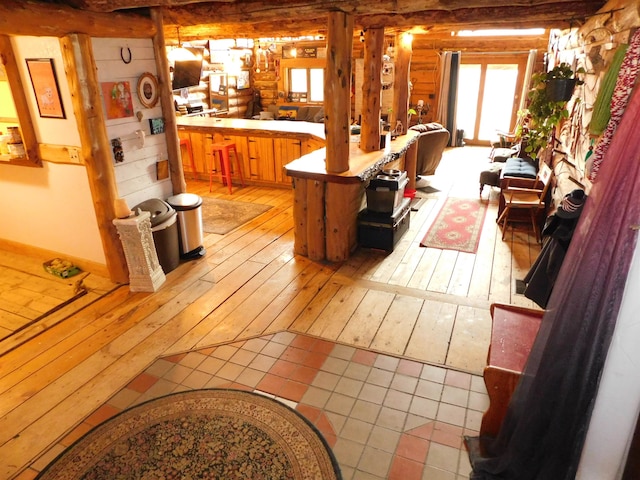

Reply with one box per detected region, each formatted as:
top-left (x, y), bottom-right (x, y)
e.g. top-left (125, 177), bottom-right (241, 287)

top-left (455, 55), bottom-right (528, 145)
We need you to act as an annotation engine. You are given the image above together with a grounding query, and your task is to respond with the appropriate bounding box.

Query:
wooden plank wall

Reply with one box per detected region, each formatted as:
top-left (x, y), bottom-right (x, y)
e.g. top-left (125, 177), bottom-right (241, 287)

top-left (92, 37), bottom-right (174, 208)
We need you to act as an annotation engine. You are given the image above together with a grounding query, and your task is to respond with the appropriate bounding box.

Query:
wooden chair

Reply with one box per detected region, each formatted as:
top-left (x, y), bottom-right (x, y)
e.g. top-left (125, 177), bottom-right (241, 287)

top-left (497, 162), bottom-right (552, 243)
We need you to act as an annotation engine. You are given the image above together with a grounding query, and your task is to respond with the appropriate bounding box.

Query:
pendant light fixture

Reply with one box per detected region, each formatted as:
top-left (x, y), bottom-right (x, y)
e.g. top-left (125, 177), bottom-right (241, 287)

top-left (168, 27), bottom-right (196, 63)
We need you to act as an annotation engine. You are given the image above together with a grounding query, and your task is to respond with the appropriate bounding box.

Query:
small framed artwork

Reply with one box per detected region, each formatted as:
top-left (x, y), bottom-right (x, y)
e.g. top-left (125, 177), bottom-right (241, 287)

top-left (149, 117), bottom-right (165, 135)
top-left (237, 70), bottom-right (250, 90)
top-left (25, 58), bottom-right (66, 119)
top-left (156, 159), bottom-right (169, 180)
top-left (136, 72), bottom-right (159, 108)
top-left (101, 81), bottom-right (134, 119)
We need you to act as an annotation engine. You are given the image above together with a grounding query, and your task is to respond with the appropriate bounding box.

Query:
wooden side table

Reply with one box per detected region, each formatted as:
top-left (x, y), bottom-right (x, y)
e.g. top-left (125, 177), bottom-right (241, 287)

top-left (480, 303), bottom-right (543, 439)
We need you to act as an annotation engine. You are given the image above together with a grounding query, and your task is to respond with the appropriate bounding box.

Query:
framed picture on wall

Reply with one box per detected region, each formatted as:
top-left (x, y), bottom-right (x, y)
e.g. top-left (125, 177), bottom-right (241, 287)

top-left (25, 58), bottom-right (66, 119)
top-left (237, 70), bottom-right (250, 90)
top-left (136, 72), bottom-right (159, 109)
top-left (101, 81), bottom-right (134, 119)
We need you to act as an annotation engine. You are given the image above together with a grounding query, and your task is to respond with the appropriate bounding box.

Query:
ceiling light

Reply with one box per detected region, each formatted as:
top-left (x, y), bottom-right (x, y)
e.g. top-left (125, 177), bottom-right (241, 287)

top-left (167, 27), bottom-right (197, 63)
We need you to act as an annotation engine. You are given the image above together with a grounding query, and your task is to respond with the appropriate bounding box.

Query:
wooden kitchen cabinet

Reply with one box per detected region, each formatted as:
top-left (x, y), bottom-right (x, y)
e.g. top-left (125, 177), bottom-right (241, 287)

top-left (177, 117), bottom-right (325, 188)
top-left (274, 138), bottom-right (302, 184)
top-left (248, 136), bottom-right (275, 182)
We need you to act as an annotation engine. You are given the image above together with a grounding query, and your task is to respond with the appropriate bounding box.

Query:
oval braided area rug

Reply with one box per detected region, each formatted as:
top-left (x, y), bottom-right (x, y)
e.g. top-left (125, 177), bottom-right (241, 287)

top-left (37, 389), bottom-right (341, 480)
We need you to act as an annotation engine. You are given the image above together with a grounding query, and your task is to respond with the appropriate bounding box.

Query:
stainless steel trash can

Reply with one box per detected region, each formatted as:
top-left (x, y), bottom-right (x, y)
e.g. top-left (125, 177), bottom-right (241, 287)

top-left (166, 193), bottom-right (205, 259)
top-left (132, 198), bottom-right (180, 273)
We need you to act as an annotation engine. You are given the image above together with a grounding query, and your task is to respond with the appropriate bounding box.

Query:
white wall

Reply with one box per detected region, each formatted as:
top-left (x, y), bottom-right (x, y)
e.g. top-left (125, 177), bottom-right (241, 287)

top-left (92, 37), bottom-right (173, 209)
top-left (0, 36), bottom-right (105, 264)
top-left (577, 238), bottom-right (640, 479)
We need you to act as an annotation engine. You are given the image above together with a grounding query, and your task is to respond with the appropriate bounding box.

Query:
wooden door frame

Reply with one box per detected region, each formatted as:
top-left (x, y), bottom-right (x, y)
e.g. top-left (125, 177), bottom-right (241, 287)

top-left (459, 53), bottom-right (528, 145)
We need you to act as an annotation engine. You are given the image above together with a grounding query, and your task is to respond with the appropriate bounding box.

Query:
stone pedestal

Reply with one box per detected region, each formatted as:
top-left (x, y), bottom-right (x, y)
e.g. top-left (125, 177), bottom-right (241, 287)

top-left (113, 211), bottom-right (166, 292)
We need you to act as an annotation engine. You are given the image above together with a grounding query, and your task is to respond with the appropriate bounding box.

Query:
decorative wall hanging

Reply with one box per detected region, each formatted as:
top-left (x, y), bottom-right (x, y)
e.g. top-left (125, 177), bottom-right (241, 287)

top-left (237, 70), bottom-right (250, 90)
top-left (149, 117), bottom-right (165, 135)
top-left (101, 81), bottom-right (134, 119)
top-left (25, 58), bottom-right (66, 119)
top-left (111, 138), bottom-right (124, 163)
top-left (136, 72), bottom-right (159, 108)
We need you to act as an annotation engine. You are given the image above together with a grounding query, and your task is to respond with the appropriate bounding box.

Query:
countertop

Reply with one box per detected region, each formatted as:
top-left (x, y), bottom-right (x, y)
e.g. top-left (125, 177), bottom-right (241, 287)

top-left (176, 117), bottom-right (326, 141)
top-left (284, 129), bottom-right (420, 184)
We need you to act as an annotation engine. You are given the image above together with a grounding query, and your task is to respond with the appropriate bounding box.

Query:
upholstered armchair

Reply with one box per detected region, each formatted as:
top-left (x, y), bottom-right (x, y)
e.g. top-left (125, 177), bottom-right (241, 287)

top-left (409, 123), bottom-right (450, 177)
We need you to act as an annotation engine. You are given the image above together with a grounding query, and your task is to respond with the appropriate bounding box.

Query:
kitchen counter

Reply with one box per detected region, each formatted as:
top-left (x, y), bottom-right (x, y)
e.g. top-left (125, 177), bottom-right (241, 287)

top-left (284, 130), bottom-right (420, 262)
top-left (176, 117), bottom-right (325, 141)
top-left (177, 116), bottom-right (419, 262)
top-left (284, 129), bottom-right (419, 184)
top-left (176, 117), bottom-right (326, 188)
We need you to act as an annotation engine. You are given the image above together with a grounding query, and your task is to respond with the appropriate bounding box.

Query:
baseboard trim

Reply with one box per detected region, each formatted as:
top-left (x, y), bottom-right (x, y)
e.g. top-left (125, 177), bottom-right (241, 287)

top-left (0, 238), bottom-right (109, 278)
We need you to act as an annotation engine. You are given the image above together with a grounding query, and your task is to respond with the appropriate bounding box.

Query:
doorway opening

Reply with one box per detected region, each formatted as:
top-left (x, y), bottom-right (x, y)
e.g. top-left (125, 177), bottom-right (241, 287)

top-left (455, 54), bottom-right (528, 146)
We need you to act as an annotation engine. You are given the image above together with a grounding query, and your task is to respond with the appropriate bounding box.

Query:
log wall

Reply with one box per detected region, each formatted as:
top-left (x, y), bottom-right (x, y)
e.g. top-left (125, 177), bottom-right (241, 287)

top-left (249, 33), bottom-right (548, 125)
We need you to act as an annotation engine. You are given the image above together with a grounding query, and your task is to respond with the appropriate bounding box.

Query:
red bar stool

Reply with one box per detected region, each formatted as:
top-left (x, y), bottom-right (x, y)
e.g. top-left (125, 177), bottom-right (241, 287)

top-left (210, 142), bottom-right (245, 194)
top-left (179, 138), bottom-right (198, 180)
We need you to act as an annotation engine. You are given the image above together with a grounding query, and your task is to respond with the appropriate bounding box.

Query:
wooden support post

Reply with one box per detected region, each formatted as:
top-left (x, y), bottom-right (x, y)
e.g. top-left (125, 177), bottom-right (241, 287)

top-left (60, 34), bottom-right (129, 284)
top-left (151, 7), bottom-right (186, 195)
top-left (325, 182), bottom-right (364, 262)
top-left (360, 27), bottom-right (384, 153)
top-left (324, 11), bottom-right (353, 173)
top-left (392, 31), bottom-right (412, 135)
top-left (306, 180), bottom-right (325, 261)
top-left (292, 177), bottom-right (308, 256)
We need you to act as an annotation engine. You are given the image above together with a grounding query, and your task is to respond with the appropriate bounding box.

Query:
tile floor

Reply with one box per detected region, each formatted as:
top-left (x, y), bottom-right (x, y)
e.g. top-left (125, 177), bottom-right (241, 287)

top-left (33, 331), bottom-right (488, 479)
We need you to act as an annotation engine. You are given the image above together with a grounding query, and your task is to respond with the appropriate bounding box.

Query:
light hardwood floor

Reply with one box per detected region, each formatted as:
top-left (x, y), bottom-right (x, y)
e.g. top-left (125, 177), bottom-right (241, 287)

top-left (0, 145), bottom-right (541, 479)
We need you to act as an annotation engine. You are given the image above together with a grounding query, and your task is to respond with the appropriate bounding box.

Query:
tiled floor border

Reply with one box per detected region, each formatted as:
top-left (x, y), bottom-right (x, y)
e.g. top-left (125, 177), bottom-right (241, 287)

top-left (29, 331), bottom-right (488, 480)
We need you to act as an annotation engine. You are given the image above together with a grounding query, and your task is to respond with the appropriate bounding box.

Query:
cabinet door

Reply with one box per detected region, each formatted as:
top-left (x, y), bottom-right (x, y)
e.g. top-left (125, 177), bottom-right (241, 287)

top-left (247, 136), bottom-right (275, 182)
top-left (303, 137), bottom-right (325, 155)
top-left (178, 131), bottom-right (210, 176)
top-left (273, 138), bottom-right (302, 183)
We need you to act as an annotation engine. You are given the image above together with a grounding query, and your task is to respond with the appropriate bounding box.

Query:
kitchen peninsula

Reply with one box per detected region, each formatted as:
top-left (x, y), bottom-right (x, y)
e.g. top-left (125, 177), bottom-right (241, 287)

top-left (178, 115), bottom-right (419, 262)
top-left (285, 129), bottom-right (419, 262)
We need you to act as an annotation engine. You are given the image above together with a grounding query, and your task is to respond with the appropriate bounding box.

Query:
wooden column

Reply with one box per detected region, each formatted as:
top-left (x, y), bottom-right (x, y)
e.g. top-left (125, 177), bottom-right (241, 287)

top-left (405, 140), bottom-right (418, 191)
top-left (325, 182), bottom-right (363, 262)
top-left (360, 27), bottom-right (384, 153)
top-left (60, 34), bottom-right (129, 284)
top-left (324, 11), bottom-right (353, 173)
top-left (292, 177), bottom-right (308, 256)
top-left (306, 180), bottom-right (325, 261)
top-left (392, 32), bottom-right (412, 135)
top-left (151, 7), bottom-right (186, 195)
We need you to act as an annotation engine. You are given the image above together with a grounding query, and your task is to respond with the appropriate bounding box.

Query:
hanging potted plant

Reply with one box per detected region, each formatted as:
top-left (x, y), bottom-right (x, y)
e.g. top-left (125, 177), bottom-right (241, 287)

top-left (517, 63), bottom-right (584, 159)
top-left (546, 62), bottom-right (585, 102)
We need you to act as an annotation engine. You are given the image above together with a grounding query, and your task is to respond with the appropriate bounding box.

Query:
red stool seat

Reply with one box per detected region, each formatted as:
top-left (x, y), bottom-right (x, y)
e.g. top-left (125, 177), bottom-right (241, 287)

top-left (210, 142), bottom-right (245, 194)
top-left (179, 138), bottom-right (198, 180)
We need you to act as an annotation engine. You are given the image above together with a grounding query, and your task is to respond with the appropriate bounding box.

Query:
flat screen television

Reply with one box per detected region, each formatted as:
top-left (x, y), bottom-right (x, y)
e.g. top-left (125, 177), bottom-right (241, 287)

top-left (172, 58), bottom-right (203, 91)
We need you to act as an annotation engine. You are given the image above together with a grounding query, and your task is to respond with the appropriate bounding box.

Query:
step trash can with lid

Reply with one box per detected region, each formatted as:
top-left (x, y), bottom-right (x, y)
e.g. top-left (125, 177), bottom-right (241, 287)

top-left (132, 198), bottom-right (180, 273)
top-left (166, 193), bottom-right (206, 259)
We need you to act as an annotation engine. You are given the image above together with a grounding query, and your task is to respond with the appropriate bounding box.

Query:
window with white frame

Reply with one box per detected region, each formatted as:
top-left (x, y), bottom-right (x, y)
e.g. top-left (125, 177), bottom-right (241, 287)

top-left (289, 67), bottom-right (324, 102)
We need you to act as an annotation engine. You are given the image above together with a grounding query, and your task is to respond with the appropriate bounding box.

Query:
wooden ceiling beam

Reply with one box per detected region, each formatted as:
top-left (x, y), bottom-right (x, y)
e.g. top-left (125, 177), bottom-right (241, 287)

top-left (52, 0), bottom-right (234, 13)
top-left (0, 0), bottom-right (155, 37)
top-left (162, 0), bottom-right (603, 42)
top-left (164, 0), bottom-right (604, 23)
top-left (41, 0), bottom-right (593, 15)
top-left (359, 1), bottom-right (602, 29)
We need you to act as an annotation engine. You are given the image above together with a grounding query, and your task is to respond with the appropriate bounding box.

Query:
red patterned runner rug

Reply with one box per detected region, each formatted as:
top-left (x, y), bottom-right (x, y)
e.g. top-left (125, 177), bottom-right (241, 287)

top-left (36, 389), bottom-right (341, 480)
top-left (420, 197), bottom-right (487, 253)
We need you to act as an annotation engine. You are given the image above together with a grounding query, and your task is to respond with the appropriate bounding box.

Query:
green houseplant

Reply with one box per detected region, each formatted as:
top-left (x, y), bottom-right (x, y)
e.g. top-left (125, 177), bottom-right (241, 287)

top-left (518, 63), bottom-right (584, 159)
